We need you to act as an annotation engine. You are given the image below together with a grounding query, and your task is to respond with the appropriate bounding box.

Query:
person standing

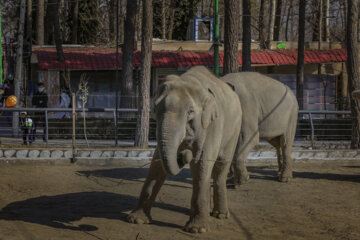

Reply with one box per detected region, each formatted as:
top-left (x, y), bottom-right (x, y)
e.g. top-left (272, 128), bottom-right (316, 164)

top-left (32, 83), bottom-right (48, 141)
top-left (20, 112), bottom-right (35, 145)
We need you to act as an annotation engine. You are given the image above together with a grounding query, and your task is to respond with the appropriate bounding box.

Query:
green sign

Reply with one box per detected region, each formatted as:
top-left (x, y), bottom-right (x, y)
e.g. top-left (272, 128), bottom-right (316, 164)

top-left (277, 42), bottom-right (286, 49)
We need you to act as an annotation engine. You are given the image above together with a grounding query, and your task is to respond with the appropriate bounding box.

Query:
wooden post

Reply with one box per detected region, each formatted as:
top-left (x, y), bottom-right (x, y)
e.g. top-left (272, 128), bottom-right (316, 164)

top-left (72, 93), bottom-right (76, 163)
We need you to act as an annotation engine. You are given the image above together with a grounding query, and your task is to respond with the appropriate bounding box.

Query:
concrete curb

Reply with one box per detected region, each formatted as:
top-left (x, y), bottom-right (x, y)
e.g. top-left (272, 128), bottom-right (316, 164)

top-left (1, 148), bottom-right (360, 166)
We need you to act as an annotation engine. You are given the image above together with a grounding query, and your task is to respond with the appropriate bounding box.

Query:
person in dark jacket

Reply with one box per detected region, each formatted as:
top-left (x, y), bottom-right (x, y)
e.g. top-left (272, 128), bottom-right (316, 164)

top-left (32, 83), bottom-right (48, 141)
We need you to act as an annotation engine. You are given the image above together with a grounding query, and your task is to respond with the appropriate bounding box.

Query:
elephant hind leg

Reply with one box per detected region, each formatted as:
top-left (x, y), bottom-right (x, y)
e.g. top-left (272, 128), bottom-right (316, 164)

top-left (268, 136), bottom-right (284, 177)
top-left (232, 131), bottom-right (259, 187)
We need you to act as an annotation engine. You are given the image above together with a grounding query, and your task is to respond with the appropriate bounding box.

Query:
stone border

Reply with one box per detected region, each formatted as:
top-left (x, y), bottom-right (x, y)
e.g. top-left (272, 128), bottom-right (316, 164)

top-left (1, 149), bottom-right (360, 166)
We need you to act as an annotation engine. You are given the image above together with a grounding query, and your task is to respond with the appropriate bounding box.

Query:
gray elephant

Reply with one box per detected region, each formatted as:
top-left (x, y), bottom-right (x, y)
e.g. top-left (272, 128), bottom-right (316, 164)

top-left (221, 72), bottom-right (298, 185)
top-left (128, 66), bottom-right (242, 233)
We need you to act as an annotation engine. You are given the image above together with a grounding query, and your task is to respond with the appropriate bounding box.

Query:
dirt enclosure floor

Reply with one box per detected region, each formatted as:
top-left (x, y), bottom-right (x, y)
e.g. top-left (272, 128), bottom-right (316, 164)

top-left (0, 161), bottom-right (359, 240)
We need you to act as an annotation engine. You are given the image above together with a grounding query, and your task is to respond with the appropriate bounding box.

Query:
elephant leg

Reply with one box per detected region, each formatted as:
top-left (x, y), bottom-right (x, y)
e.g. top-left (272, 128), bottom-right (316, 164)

top-left (279, 136), bottom-right (294, 182)
top-left (279, 115), bottom-right (296, 182)
top-left (268, 137), bottom-right (283, 177)
top-left (233, 131), bottom-right (259, 186)
top-left (211, 160), bottom-right (232, 219)
top-left (128, 149), bottom-right (167, 224)
top-left (184, 152), bottom-right (217, 233)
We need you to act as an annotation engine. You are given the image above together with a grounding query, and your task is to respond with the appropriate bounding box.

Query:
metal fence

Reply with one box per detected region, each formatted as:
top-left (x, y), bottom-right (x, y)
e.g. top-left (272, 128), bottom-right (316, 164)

top-left (0, 108), bottom-right (353, 147)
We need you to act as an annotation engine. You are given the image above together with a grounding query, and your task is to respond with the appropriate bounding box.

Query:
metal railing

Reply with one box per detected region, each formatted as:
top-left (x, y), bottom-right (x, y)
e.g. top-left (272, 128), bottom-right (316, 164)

top-left (0, 108), bottom-right (354, 147)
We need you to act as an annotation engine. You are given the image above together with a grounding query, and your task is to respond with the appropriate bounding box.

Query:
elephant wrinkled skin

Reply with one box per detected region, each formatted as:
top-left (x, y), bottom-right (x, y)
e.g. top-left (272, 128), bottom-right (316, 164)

top-left (127, 66), bottom-right (242, 233)
top-left (221, 72), bottom-right (299, 185)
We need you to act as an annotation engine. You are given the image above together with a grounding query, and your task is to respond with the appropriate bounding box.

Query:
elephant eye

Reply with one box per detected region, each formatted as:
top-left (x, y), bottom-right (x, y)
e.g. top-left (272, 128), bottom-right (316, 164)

top-left (187, 107), bottom-right (195, 120)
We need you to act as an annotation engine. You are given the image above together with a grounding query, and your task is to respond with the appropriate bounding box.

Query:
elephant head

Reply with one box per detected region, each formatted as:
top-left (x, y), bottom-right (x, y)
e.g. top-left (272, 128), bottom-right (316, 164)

top-left (152, 75), bottom-right (217, 176)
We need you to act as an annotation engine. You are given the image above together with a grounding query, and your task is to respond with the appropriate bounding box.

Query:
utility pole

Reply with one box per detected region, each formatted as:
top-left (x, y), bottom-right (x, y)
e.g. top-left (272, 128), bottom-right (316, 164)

top-left (214, 0), bottom-right (219, 77)
top-left (13, 0), bottom-right (26, 137)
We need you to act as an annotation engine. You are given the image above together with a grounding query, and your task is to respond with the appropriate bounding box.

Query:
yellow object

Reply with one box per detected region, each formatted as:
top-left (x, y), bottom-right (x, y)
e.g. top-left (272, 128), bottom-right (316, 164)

top-left (5, 95), bottom-right (17, 107)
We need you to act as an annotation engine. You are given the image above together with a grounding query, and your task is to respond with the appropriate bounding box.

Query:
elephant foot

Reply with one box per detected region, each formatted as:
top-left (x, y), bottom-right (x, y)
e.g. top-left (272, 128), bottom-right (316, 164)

top-left (211, 210), bottom-right (230, 219)
top-left (227, 174), bottom-right (249, 188)
top-left (279, 172), bottom-right (292, 183)
top-left (184, 216), bottom-right (209, 233)
top-left (127, 209), bottom-right (151, 224)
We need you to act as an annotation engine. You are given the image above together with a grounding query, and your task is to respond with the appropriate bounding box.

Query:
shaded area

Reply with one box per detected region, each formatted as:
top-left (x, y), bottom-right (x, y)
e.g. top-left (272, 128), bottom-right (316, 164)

top-left (77, 167), bottom-right (193, 185)
top-left (248, 168), bottom-right (360, 183)
top-left (0, 191), bottom-right (187, 231)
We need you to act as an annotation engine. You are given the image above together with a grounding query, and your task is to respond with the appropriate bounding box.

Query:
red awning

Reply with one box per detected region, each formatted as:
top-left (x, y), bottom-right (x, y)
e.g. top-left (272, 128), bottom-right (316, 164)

top-left (33, 48), bottom-right (347, 71)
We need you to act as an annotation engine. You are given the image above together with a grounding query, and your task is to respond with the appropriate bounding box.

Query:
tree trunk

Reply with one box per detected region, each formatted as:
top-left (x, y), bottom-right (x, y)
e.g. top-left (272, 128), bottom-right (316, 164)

top-left (266, 0), bottom-right (276, 49)
top-left (72, 0), bottom-right (79, 43)
top-left (325, 0), bottom-right (330, 42)
top-left (258, 0), bottom-right (265, 49)
top-left (161, 0), bottom-right (167, 39)
top-left (135, 0), bottom-right (153, 147)
top-left (273, 0), bottom-right (282, 41)
top-left (296, 0), bottom-right (306, 110)
top-left (26, 0), bottom-right (33, 43)
top-left (13, 0), bottom-right (26, 137)
top-left (37, 0), bottom-right (44, 45)
top-left (168, 0), bottom-right (176, 40)
top-left (44, 0), bottom-right (56, 44)
top-left (346, 0), bottom-right (360, 148)
top-left (48, 0), bottom-right (64, 62)
top-left (285, 0), bottom-right (293, 41)
top-left (318, 0), bottom-right (323, 74)
top-left (121, 0), bottom-right (138, 112)
top-left (224, 0), bottom-right (240, 74)
top-left (242, 0), bottom-right (251, 71)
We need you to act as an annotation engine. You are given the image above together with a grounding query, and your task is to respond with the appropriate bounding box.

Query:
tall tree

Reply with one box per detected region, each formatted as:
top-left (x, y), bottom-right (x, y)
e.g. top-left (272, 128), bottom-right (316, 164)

top-left (224, 0), bottom-right (240, 74)
top-left (242, 0), bottom-right (251, 71)
top-left (325, 0), bottom-right (330, 42)
top-left (285, 0), bottom-right (293, 41)
top-left (72, 0), bottom-right (79, 43)
top-left (168, 0), bottom-right (176, 40)
top-left (161, 0), bottom-right (167, 39)
top-left (13, 0), bottom-right (26, 136)
top-left (296, 0), bottom-right (306, 110)
top-left (36, 0), bottom-right (44, 45)
top-left (26, 0), bottom-right (32, 44)
top-left (273, 0), bottom-right (282, 41)
top-left (135, 0), bottom-right (153, 147)
top-left (121, 0), bottom-right (138, 111)
top-left (346, 0), bottom-right (360, 148)
top-left (108, 0), bottom-right (115, 42)
top-left (258, 0), bottom-right (266, 49)
top-left (266, 0), bottom-right (276, 48)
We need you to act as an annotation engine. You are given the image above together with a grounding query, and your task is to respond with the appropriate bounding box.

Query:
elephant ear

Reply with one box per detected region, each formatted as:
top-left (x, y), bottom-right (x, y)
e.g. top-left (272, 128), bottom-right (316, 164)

top-left (201, 89), bottom-right (218, 129)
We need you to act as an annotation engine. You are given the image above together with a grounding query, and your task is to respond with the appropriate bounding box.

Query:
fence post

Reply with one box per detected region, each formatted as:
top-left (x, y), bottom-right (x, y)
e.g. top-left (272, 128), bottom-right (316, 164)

top-left (113, 109), bottom-right (117, 146)
top-left (72, 93), bottom-right (76, 163)
top-left (45, 110), bottom-right (48, 145)
top-left (309, 113), bottom-right (315, 148)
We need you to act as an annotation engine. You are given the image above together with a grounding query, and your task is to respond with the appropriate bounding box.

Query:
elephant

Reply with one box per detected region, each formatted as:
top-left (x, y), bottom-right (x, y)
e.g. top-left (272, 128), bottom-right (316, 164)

top-left (221, 72), bottom-right (298, 185)
top-left (127, 66), bottom-right (242, 233)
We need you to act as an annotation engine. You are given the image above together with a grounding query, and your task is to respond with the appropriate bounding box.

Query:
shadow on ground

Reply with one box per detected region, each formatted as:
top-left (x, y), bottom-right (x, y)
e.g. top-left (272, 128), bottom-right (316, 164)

top-left (248, 168), bottom-right (360, 183)
top-left (0, 191), bottom-right (187, 231)
top-left (77, 168), bottom-right (193, 186)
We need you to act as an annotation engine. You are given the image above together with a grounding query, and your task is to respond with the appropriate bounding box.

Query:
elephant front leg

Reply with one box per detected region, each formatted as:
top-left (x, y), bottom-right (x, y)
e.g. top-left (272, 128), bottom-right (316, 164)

top-left (128, 149), bottom-right (166, 224)
top-left (184, 160), bottom-right (215, 233)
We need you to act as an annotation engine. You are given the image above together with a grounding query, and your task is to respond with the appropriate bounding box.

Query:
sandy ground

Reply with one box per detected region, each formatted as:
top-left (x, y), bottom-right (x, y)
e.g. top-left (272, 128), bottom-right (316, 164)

top-left (0, 162), bottom-right (359, 240)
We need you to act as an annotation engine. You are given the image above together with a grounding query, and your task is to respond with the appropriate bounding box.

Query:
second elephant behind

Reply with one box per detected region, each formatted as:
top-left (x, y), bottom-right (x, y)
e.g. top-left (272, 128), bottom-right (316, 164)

top-left (221, 72), bottom-right (299, 185)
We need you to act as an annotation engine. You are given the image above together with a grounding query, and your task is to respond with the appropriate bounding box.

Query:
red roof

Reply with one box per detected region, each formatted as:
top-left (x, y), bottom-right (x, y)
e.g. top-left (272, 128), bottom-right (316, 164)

top-left (33, 48), bottom-right (347, 71)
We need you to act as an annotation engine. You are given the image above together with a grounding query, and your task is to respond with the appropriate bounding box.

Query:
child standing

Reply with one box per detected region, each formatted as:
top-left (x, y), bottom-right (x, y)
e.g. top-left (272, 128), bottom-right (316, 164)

top-left (20, 112), bottom-right (35, 145)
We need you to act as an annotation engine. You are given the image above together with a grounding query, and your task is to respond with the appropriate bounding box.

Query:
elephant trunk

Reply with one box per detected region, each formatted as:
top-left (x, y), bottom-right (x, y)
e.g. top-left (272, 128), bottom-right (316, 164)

top-left (158, 115), bottom-right (188, 176)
